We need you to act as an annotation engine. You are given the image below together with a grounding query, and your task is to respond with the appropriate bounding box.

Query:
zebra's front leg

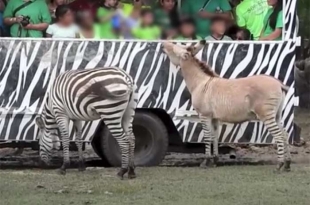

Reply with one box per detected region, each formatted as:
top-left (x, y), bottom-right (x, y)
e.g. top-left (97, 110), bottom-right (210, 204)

top-left (212, 119), bottom-right (219, 167)
top-left (56, 116), bottom-right (71, 175)
top-left (200, 117), bottom-right (213, 168)
top-left (73, 120), bottom-right (85, 172)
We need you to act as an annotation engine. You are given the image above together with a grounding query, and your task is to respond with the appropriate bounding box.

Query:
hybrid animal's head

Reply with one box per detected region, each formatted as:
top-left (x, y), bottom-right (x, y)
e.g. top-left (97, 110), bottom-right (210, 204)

top-left (36, 115), bottom-right (60, 166)
top-left (162, 40), bottom-right (206, 66)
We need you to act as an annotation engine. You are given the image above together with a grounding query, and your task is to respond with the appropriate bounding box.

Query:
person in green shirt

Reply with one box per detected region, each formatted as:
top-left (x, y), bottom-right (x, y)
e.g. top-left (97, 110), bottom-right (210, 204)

top-left (132, 8), bottom-right (161, 40)
top-left (181, 0), bottom-right (232, 38)
top-left (154, 0), bottom-right (179, 39)
top-left (174, 17), bottom-right (201, 40)
top-left (97, 0), bottom-right (118, 39)
top-left (235, 0), bottom-right (269, 40)
top-left (3, 0), bottom-right (51, 38)
top-left (259, 0), bottom-right (283, 40)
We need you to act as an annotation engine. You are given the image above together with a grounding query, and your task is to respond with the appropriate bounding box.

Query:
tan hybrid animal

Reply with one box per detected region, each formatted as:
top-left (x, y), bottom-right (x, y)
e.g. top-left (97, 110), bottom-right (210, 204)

top-left (163, 40), bottom-right (291, 172)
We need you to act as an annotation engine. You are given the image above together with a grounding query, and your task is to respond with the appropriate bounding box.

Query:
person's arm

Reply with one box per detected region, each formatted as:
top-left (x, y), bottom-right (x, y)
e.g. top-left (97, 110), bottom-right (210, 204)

top-left (199, 0), bottom-right (232, 20)
top-left (3, 0), bottom-right (18, 26)
top-left (259, 11), bottom-right (283, 40)
top-left (259, 28), bottom-right (282, 40)
top-left (23, 23), bottom-right (49, 31)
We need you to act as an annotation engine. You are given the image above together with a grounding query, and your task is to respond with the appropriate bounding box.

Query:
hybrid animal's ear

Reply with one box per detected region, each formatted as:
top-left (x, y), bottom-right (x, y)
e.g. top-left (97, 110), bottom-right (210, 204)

top-left (35, 117), bottom-right (44, 130)
top-left (191, 40), bottom-right (206, 56)
top-left (180, 52), bottom-right (190, 60)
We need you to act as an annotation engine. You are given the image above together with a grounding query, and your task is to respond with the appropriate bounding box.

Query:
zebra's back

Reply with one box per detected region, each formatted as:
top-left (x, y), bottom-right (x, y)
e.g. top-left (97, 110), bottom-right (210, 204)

top-left (50, 67), bottom-right (134, 120)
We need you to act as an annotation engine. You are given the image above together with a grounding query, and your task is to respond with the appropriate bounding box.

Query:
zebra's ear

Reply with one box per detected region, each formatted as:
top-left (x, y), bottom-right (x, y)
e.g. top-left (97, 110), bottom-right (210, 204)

top-left (35, 117), bottom-right (44, 130)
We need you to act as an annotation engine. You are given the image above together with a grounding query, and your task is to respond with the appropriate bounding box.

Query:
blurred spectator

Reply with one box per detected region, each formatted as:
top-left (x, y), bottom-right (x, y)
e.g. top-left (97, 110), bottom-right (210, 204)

top-left (46, 5), bottom-right (79, 38)
top-left (48, 0), bottom-right (65, 23)
top-left (175, 17), bottom-right (201, 40)
top-left (181, 0), bottom-right (232, 38)
top-left (118, 7), bottom-right (140, 39)
top-left (259, 0), bottom-right (282, 40)
top-left (119, 0), bottom-right (150, 17)
top-left (234, 27), bottom-right (252, 40)
top-left (205, 17), bottom-right (232, 40)
top-left (235, 0), bottom-right (268, 40)
top-left (0, 0), bottom-right (8, 36)
top-left (76, 10), bottom-right (101, 38)
top-left (154, 0), bottom-right (179, 39)
top-left (97, 0), bottom-right (118, 39)
top-left (132, 8), bottom-right (160, 40)
top-left (3, 0), bottom-right (51, 37)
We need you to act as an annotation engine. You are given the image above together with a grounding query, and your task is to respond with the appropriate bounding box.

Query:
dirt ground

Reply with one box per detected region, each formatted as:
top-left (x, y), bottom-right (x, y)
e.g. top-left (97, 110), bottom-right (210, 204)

top-left (0, 109), bottom-right (310, 205)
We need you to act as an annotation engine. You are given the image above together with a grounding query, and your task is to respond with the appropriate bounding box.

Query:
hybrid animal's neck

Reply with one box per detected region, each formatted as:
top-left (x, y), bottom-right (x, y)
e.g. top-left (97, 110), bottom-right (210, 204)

top-left (180, 59), bottom-right (216, 93)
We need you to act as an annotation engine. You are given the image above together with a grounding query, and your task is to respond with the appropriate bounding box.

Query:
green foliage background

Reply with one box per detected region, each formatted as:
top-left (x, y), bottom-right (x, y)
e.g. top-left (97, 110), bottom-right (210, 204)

top-left (297, 0), bottom-right (310, 39)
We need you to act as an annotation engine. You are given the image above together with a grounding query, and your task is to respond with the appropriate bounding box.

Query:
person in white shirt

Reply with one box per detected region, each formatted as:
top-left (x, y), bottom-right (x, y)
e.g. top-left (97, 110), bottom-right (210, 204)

top-left (46, 4), bottom-right (79, 38)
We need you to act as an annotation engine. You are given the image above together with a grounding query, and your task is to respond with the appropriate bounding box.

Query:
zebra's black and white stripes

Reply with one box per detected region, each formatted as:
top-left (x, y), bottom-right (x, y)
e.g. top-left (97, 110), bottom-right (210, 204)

top-left (36, 67), bottom-right (138, 179)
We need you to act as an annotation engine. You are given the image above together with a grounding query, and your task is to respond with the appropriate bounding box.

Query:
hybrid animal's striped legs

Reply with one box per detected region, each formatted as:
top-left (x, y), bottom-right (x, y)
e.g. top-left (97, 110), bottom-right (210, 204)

top-left (122, 91), bottom-right (138, 179)
top-left (73, 120), bottom-right (85, 172)
top-left (200, 117), bottom-right (213, 168)
top-left (263, 115), bottom-right (286, 172)
top-left (276, 114), bottom-right (291, 171)
top-left (56, 115), bottom-right (70, 175)
top-left (212, 119), bottom-right (219, 166)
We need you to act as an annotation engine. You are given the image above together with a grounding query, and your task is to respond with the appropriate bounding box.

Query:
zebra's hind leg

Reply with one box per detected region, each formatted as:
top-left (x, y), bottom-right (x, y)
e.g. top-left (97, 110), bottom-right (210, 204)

top-left (199, 116), bottom-right (213, 168)
top-left (122, 89), bottom-right (138, 179)
top-left (56, 115), bottom-right (71, 175)
top-left (102, 116), bottom-right (130, 179)
top-left (73, 120), bottom-right (85, 172)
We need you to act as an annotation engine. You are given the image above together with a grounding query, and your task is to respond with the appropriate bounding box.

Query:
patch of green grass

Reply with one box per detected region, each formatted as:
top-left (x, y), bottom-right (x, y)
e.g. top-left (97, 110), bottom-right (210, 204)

top-left (1, 166), bottom-right (310, 205)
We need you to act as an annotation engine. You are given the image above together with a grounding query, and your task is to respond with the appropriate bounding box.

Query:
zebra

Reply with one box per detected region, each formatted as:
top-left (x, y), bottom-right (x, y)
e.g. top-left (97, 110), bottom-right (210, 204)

top-left (35, 67), bottom-right (138, 179)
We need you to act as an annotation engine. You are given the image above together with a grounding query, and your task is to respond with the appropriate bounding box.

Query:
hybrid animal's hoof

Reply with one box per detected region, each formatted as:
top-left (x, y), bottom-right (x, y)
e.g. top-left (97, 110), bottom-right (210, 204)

top-left (78, 162), bottom-right (86, 172)
top-left (213, 156), bottom-right (219, 167)
top-left (57, 169), bottom-right (66, 175)
top-left (200, 158), bottom-right (213, 168)
top-left (283, 160), bottom-right (291, 172)
top-left (117, 168), bottom-right (128, 180)
top-left (128, 167), bottom-right (136, 179)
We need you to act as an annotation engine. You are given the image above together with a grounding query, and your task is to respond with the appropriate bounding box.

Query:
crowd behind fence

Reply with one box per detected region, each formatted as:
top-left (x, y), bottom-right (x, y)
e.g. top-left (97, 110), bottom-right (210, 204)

top-left (0, 0), bottom-right (284, 41)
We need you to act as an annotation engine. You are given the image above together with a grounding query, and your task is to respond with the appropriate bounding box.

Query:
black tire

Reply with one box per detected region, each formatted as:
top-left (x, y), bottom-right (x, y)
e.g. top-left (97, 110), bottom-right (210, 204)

top-left (100, 111), bottom-right (169, 167)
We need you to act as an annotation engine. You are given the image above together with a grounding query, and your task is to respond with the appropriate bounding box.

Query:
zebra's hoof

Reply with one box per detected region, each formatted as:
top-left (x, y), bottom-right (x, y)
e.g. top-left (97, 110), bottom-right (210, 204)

top-left (283, 160), bottom-right (291, 172)
top-left (200, 158), bottom-right (212, 169)
top-left (273, 162), bottom-right (284, 174)
top-left (213, 156), bottom-right (219, 167)
top-left (128, 173), bottom-right (136, 179)
top-left (57, 169), bottom-right (66, 175)
top-left (117, 168), bottom-right (128, 180)
top-left (128, 167), bottom-right (136, 179)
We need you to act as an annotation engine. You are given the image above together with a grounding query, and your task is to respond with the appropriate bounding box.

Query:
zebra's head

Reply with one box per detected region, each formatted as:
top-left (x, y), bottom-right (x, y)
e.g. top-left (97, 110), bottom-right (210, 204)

top-left (36, 116), bottom-right (60, 166)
